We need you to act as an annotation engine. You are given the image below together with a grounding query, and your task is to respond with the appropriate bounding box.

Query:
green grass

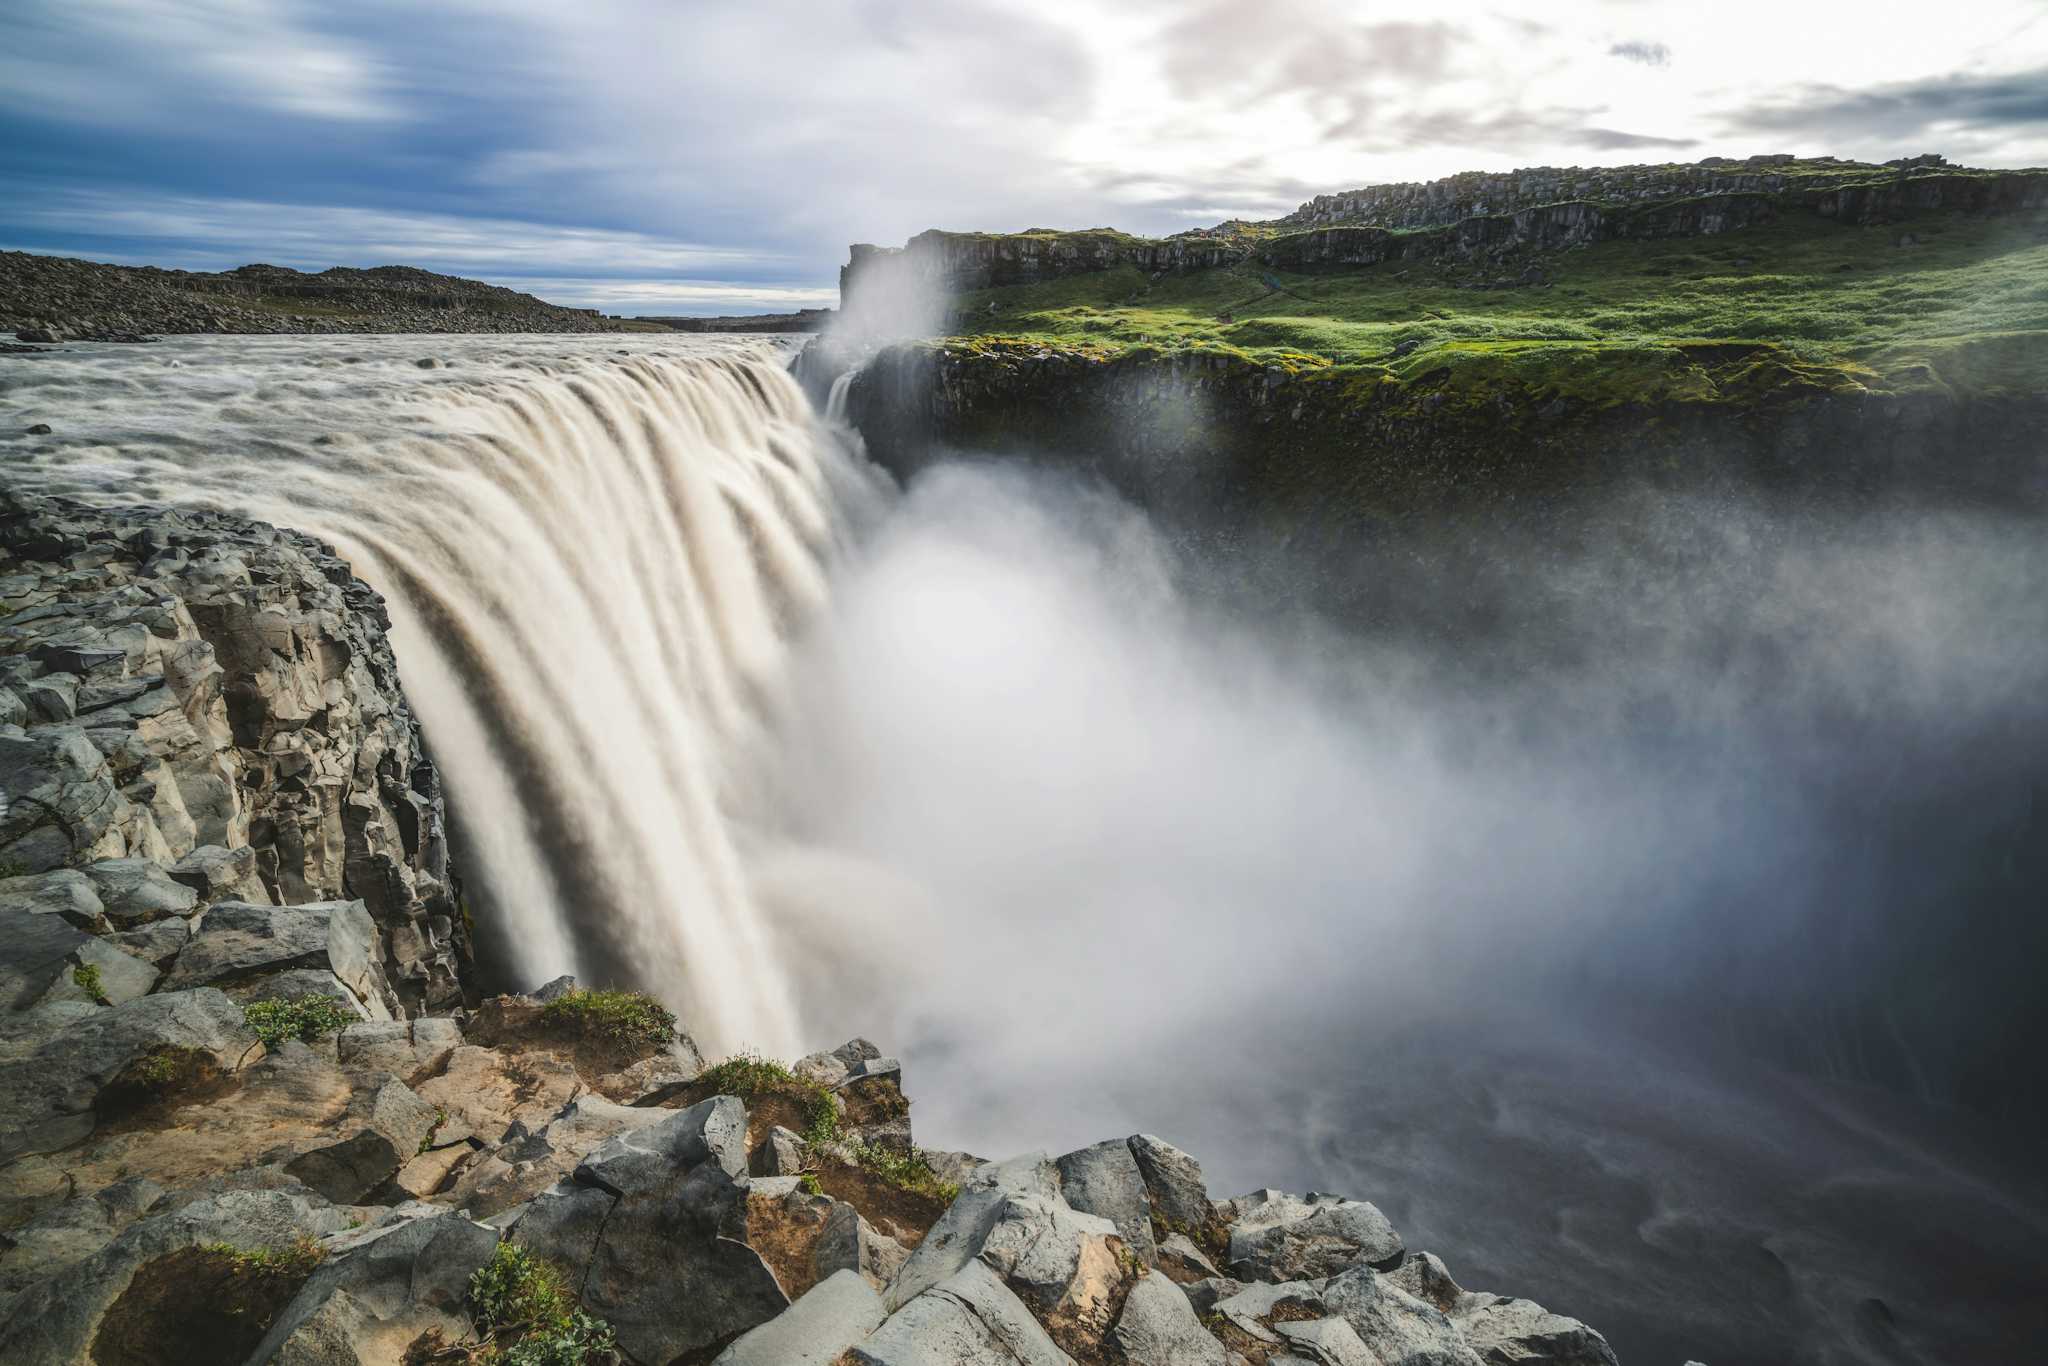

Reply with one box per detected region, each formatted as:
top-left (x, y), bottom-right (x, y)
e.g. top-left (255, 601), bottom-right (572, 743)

top-left (695, 1051), bottom-right (841, 1144)
top-left (537, 988), bottom-right (676, 1048)
top-left (845, 1142), bottom-right (960, 1204)
top-left (199, 1236), bottom-right (327, 1279)
top-left (243, 995), bottom-right (356, 1048)
top-left (944, 211), bottom-right (2048, 403)
top-left (467, 1242), bottom-right (618, 1366)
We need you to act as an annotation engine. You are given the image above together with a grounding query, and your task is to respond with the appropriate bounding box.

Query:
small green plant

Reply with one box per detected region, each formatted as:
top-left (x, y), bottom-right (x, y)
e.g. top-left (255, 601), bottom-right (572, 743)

top-left (797, 1172), bottom-right (822, 1196)
top-left (468, 1242), bottom-right (618, 1365)
top-left (538, 989), bottom-right (675, 1048)
top-left (849, 1142), bottom-right (960, 1204)
top-left (130, 1049), bottom-right (182, 1088)
top-left (72, 961), bottom-right (109, 1005)
top-left (201, 1236), bottom-right (327, 1279)
top-left (243, 995), bottom-right (356, 1048)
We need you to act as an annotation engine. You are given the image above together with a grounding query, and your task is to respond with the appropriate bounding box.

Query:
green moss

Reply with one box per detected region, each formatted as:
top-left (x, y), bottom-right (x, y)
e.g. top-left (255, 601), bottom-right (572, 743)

top-left (128, 1048), bottom-right (184, 1089)
top-left (0, 859), bottom-right (28, 879)
top-left (943, 209), bottom-right (2048, 405)
top-left (242, 995), bottom-right (356, 1048)
top-left (468, 1241), bottom-right (618, 1366)
top-left (72, 961), bottom-right (109, 1006)
top-left (537, 988), bottom-right (676, 1048)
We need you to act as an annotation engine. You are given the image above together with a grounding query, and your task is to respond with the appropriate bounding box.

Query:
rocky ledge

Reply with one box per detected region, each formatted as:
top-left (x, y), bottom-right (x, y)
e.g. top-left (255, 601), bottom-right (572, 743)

top-left (0, 491), bottom-right (1617, 1364)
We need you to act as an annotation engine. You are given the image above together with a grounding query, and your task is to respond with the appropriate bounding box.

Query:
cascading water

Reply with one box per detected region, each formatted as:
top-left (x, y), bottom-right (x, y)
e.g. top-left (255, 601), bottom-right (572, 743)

top-left (3, 334), bottom-right (888, 1054)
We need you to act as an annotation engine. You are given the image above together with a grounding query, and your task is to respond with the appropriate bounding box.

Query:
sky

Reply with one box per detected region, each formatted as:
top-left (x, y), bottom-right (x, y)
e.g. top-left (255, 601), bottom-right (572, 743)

top-left (2, 0), bottom-right (2045, 315)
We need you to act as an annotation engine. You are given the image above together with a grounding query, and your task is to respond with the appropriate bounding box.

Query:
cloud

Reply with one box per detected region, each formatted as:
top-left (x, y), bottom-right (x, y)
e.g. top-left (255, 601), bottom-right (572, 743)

top-left (1726, 65), bottom-right (2048, 141)
top-left (1609, 40), bottom-right (1673, 67)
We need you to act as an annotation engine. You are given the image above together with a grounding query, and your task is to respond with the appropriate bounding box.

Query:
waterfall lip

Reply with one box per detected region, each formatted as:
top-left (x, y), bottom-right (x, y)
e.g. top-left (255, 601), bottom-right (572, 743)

top-left (6, 332), bottom-right (890, 1056)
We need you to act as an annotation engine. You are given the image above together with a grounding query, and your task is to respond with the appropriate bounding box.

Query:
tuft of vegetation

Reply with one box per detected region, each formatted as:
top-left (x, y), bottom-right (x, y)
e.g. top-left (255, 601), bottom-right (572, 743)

top-left (128, 1049), bottom-right (183, 1089)
top-left (73, 961), bottom-right (110, 1005)
top-left (537, 989), bottom-right (676, 1049)
top-left (0, 859), bottom-right (28, 879)
top-left (200, 1236), bottom-right (327, 1279)
top-left (466, 1241), bottom-right (618, 1366)
top-left (797, 1172), bottom-right (823, 1196)
top-left (243, 995), bottom-right (356, 1048)
top-left (695, 1051), bottom-right (841, 1145)
top-left (847, 1142), bottom-right (960, 1205)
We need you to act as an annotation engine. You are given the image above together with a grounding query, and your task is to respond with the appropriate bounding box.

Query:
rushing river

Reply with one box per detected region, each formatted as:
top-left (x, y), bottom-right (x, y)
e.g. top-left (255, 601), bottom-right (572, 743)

top-left (6, 336), bottom-right (2045, 1364)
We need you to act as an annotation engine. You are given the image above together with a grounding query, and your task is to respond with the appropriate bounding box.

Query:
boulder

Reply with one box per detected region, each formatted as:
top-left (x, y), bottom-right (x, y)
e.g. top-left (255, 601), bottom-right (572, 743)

top-left (1454, 1295), bottom-right (1618, 1366)
top-left (0, 728), bottom-right (123, 871)
top-left (437, 1080), bottom-right (663, 1217)
top-left (108, 916), bottom-right (191, 968)
top-left (162, 899), bottom-right (392, 1019)
top-left (167, 843), bottom-right (271, 905)
top-left (0, 869), bottom-right (108, 932)
top-left (886, 1152), bottom-right (1060, 1310)
top-left (712, 1267), bottom-right (887, 1366)
top-left (796, 1036), bottom-right (883, 1088)
top-left (852, 1259), bottom-right (1070, 1366)
top-left (1056, 1137), bottom-right (1156, 1264)
top-left (1129, 1133), bottom-right (1212, 1232)
top-left (1155, 1231), bottom-right (1222, 1284)
top-left (1110, 1268), bottom-right (1225, 1365)
top-left (1220, 1189), bottom-right (1404, 1281)
top-left (975, 1193), bottom-right (1136, 1357)
top-left (0, 1177), bottom-right (164, 1307)
top-left (34, 936), bottom-right (159, 1008)
top-left (0, 908), bottom-right (89, 1012)
top-left (80, 858), bottom-right (199, 927)
top-left (1322, 1265), bottom-right (1482, 1366)
top-left (284, 1078), bottom-right (440, 1204)
top-left (574, 1094), bottom-right (749, 1192)
top-left (0, 987), bottom-right (252, 1161)
top-left (246, 1208), bottom-right (500, 1365)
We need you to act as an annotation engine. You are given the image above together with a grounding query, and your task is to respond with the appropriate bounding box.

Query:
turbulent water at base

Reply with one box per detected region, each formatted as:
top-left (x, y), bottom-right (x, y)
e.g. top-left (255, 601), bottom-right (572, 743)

top-left (4, 335), bottom-right (887, 1055)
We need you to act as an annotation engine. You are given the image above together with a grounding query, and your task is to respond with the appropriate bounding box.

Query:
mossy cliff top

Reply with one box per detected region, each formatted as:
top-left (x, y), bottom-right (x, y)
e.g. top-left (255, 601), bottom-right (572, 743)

top-left (840, 154), bottom-right (2047, 414)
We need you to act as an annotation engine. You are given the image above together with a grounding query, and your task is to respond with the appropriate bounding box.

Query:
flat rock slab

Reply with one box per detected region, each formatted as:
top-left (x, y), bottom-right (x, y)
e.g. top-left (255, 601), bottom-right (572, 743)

top-left (713, 1267), bottom-right (887, 1366)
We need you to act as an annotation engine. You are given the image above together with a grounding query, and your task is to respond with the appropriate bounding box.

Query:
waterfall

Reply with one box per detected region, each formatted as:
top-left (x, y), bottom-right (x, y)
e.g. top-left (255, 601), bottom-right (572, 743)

top-left (5, 336), bottom-right (889, 1054)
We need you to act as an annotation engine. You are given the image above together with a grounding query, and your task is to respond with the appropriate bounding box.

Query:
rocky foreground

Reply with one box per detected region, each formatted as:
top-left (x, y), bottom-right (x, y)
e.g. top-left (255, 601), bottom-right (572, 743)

top-left (0, 490), bottom-right (1618, 1364)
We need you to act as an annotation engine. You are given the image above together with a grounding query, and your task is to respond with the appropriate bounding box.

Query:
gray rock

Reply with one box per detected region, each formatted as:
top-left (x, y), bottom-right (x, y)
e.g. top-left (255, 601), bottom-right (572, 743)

top-left (247, 1208), bottom-right (500, 1365)
top-left (1275, 1314), bottom-right (1378, 1365)
top-left (163, 899), bottom-right (390, 1017)
top-left (0, 728), bottom-right (122, 872)
top-left (763, 1123), bottom-right (809, 1176)
top-left (580, 1162), bottom-right (789, 1363)
top-left (713, 1267), bottom-right (887, 1366)
top-left (107, 916), bottom-right (190, 967)
top-left (975, 1193), bottom-right (1134, 1355)
top-left (34, 936), bottom-right (159, 1008)
top-left (0, 1177), bottom-right (165, 1305)
top-left (0, 687), bottom-right (24, 729)
top-left (885, 1152), bottom-right (1060, 1311)
top-left (0, 869), bottom-right (108, 932)
top-left (0, 986), bottom-right (252, 1161)
top-left (1322, 1266), bottom-right (1481, 1366)
top-left (1155, 1231), bottom-right (1222, 1283)
top-left (23, 673), bottom-right (78, 723)
top-left (80, 858), bottom-right (199, 927)
top-left (1221, 1190), bottom-right (1404, 1282)
top-left (1056, 1137), bottom-right (1156, 1264)
top-left (530, 973), bottom-right (578, 1001)
top-left (0, 907), bottom-right (88, 1012)
top-left (1385, 1251), bottom-right (1468, 1315)
top-left (796, 1036), bottom-right (882, 1088)
top-left (1183, 1275), bottom-right (1244, 1315)
top-left (816, 1199), bottom-right (912, 1292)
top-left (284, 1078), bottom-right (440, 1204)
top-left (852, 1259), bottom-right (1070, 1366)
top-left (1112, 1269), bottom-right (1225, 1365)
top-left (1129, 1133), bottom-right (1212, 1231)
top-left (0, 1181), bottom-right (347, 1366)
top-left (574, 1094), bottom-right (748, 1194)
top-left (504, 1178), bottom-right (617, 1273)
top-left (334, 1017), bottom-right (462, 1083)
top-left (167, 844), bottom-right (271, 905)
top-left (1454, 1295), bottom-right (1618, 1366)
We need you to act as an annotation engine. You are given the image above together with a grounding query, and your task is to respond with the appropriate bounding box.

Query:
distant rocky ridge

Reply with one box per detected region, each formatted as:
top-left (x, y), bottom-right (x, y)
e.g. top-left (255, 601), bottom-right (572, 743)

top-left (839, 154), bottom-right (2048, 299)
top-left (0, 490), bottom-right (1620, 1363)
top-left (0, 253), bottom-right (638, 340)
